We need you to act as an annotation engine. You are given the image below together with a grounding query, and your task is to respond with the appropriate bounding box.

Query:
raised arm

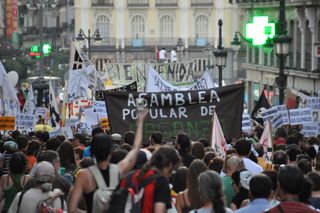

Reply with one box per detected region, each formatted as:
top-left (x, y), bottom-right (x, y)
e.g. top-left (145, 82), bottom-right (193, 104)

top-left (118, 109), bottom-right (148, 176)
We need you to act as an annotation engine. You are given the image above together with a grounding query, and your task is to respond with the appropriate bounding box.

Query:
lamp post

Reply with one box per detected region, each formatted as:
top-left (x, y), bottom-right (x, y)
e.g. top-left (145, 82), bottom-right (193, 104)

top-left (76, 29), bottom-right (102, 59)
top-left (274, 0), bottom-right (292, 105)
top-left (213, 20), bottom-right (228, 87)
top-left (26, 0), bottom-right (57, 107)
top-left (203, 43), bottom-right (214, 70)
top-left (176, 38), bottom-right (184, 62)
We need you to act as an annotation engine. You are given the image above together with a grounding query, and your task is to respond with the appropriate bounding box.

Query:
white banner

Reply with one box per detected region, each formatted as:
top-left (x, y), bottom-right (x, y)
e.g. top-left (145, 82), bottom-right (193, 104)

top-left (67, 69), bottom-right (90, 102)
top-left (262, 106), bottom-right (278, 122)
top-left (242, 112), bottom-right (251, 133)
top-left (16, 114), bottom-right (35, 130)
top-left (37, 107), bottom-right (48, 120)
top-left (271, 113), bottom-right (282, 130)
top-left (277, 105), bottom-right (289, 125)
top-left (289, 108), bottom-right (313, 125)
top-left (145, 66), bottom-right (216, 92)
top-left (302, 123), bottom-right (318, 137)
top-left (93, 101), bottom-right (107, 115)
top-left (305, 97), bottom-right (320, 109)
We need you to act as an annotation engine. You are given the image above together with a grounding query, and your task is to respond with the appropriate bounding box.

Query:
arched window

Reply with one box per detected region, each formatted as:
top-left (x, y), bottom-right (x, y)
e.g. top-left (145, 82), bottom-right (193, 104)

top-left (96, 15), bottom-right (110, 40)
top-left (160, 15), bottom-right (174, 39)
top-left (131, 15), bottom-right (145, 39)
top-left (195, 15), bottom-right (209, 39)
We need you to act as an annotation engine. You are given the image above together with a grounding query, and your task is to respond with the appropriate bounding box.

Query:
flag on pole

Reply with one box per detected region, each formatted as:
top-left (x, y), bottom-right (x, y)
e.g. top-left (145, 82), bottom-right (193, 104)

top-left (49, 79), bottom-right (60, 128)
top-left (251, 90), bottom-right (271, 126)
top-left (22, 85), bottom-right (37, 116)
top-left (259, 120), bottom-right (273, 160)
top-left (211, 110), bottom-right (228, 157)
top-left (0, 62), bottom-right (18, 102)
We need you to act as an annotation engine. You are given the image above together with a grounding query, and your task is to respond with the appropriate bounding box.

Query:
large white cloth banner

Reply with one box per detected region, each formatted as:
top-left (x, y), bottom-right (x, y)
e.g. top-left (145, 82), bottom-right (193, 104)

top-left (145, 66), bottom-right (216, 92)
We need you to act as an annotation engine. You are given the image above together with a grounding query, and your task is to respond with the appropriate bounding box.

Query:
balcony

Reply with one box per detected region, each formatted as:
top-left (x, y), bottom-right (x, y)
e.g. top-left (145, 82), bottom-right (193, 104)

top-left (156, 0), bottom-right (178, 7)
top-left (191, 0), bottom-right (213, 7)
top-left (127, 0), bottom-right (149, 7)
top-left (91, 0), bottom-right (113, 7)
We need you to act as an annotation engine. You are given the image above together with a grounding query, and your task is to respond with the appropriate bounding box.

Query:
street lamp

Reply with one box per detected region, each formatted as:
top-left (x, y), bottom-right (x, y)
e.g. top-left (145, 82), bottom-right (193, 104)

top-left (76, 29), bottom-right (102, 59)
top-left (203, 43), bottom-right (214, 70)
top-left (176, 38), bottom-right (184, 62)
top-left (275, 0), bottom-right (292, 105)
top-left (213, 19), bottom-right (228, 87)
top-left (26, 0), bottom-right (57, 107)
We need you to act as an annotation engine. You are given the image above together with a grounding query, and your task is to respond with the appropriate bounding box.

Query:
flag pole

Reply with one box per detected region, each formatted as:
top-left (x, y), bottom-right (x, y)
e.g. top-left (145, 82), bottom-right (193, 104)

top-left (61, 80), bottom-right (68, 127)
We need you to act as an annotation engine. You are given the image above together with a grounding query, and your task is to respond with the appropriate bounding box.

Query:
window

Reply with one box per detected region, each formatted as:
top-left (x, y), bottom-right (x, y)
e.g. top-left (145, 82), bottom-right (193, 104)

top-left (160, 15), bottom-right (173, 39)
top-left (195, 15), bottom-right (209, 39)
top-left (131, 15), bottom-right (145, 39)
top-left (97, 15), bottom-right (110, 41)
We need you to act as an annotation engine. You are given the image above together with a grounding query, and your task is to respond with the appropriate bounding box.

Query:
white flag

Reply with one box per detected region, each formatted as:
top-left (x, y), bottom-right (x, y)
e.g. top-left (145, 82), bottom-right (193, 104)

top-left (22, 85), bottom-right (37, 116)
top-left (211, 111), bottom-right (227, 157)
top-left (259, 120), bottom-right (273, 160)
top-left (49, 79), bottom-right (60, 128)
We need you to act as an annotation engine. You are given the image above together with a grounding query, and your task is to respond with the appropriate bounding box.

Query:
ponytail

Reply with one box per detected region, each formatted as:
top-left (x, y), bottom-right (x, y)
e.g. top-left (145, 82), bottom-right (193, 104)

top-left (212, 192), bottom-right (226, 213)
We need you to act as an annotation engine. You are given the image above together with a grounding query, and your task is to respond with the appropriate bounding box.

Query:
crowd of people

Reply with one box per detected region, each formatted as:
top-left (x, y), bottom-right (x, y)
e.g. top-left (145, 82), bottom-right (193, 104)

top-left (0, 109), bottom-right (320, 213)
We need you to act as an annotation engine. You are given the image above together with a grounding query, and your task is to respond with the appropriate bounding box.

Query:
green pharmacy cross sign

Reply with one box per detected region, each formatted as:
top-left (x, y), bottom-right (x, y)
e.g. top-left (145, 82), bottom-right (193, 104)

top-left (246, 16), bottom-right (275, 46)
top-left (29, 43), bottom-right (52, 59)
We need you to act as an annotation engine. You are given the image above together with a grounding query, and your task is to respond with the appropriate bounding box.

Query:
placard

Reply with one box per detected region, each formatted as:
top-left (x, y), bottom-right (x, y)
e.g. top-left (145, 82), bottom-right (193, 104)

top-left (242, 113), bottom-right (251, 133)
top-left (289, 108), bottom-right (313, 125)
top-left (0, 116), bottom-right (16, 130)
top-left (16, 114), bottom-right (35, 130)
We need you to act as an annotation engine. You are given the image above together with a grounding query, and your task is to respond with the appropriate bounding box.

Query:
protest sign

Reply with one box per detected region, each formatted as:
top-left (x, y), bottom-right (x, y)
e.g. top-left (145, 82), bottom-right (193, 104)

top-left (305, 97), bottom-right (320, 109)
top-left (104, 84), bottom-right (244, 141)
top-left (289, 108), bottom-right (313, 125)
top-left (302, 123), bottom-right (318, 137)
top-left (0, 116), bottom-right (16, 130)
top-left (95, 81), bottom-right (137, 101)
top-left (271, 113), bottom-right (282, 130)
top-left (37, 107), bottom-right (48, 120)
top-left (93, 101), bottom-right (107, 114)
top-left (16, 114), bottom-right (35, 130)
top-left (277, 105), bottom-right (289, 125)
top-left (262, 106), bottom-right (278, 122)
top-left (242, 112), bottom-right (251, 133)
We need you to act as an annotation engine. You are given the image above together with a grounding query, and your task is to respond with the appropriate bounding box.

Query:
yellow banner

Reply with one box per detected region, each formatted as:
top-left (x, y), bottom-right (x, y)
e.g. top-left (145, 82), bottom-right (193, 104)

top-left (0, 116), bottom-right (16, 130)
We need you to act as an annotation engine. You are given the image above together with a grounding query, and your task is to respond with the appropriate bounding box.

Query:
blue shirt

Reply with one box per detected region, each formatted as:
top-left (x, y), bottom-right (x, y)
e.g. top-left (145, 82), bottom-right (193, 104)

top-left (234, 198), bottom-right (271, 213)
top-left (82, 146), bottom-right (91, 157)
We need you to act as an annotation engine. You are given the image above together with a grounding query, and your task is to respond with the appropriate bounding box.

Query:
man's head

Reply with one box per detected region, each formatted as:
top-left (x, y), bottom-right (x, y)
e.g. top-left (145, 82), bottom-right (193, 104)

top-left (249, 174), bottom-right (273, 200)
top-left (175, 133), bottom-right (190, 151)
top-left (124, 131), bottom-right (135, 146)
top-left (234, 139), bottom-right (251, 157)
top-left (73, 133), bottom-right (86, 147)
top-left (278, 165), bottom-right (304, 198)
top-left (272, 150), bottom-right (288, 172)
top-left (150, 132), bottom-right (163, 146)
top-left (37, 150), bottom-right (60, 174)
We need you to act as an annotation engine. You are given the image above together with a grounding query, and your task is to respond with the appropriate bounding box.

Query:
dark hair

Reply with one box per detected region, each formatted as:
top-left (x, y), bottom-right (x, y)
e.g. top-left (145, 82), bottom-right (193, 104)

top-left (286, 146), bottom-right (301, 162)
top-left (37, 150), bottom-right (59, 164)
top-left (275, 127), bottom-right (287, 138)
top-left (272, 150), bottom-right (288, 166)
top-left (316, 152), bottom-right (320, 171)
top-left (191, 142), bottom-right (205, 159)
top-left (234, 139), bottom-right (251, 156)
top-left (121, 143), bottom-right (132, 152)
top-left (9, 152), bottom-right (27, 174)
top-left (57, 141), bottom-right (76, 169)
top-left (307, 172), bottom-right (320, 191)
top-left (188, 159), bottom-right (208, 209)
top-left (74, 133), bottom-right (86, 145)
top-left (306, 146), bottom-right (317, 159)
top-left (91, 127), bottom-right (104, 137)
top-left (150, 132), bottom-right (163, 145)
top-left (287, 136), bottom-right (299, 145)
top-left (253, 143), bottom-right (264, 157)
top-left (198, 171), bottom-right (226, 213)
top-left (90, 133), bottom-right (113, 162)
top-left (278, 165), bottom-right (303, 195)
top-left (248, 151), bottom-right (258, 163)
top-left (25, 140), bottom-right (41, 156)
top-left (46, 137), bottom-right (61, 151)
top-left (16, 135), bottom-right (29, 151)
top-left (262, 170), bottom-right (278, 191)
top-left (198, 138), bottom-right (210, 148)
top-left (176, 133), bottom-right (190, 150)
top-left (56, 135), bottom-right (65, 144)
top-left (307, 137), bottom-right (319, 146)
top-left (110, 149), bottom-right (128, 164)
top-left (297, 159), bottom-right (312, 174)
top-left (172, 166), bottom-right (188, 193)
top-left (79, 157), bottom-right (95, 168)
top-left (124, 131), bottom-right (135, 146)
top-left (203, 151), bottom-right (216, 166)
top-left (299, 176), bottom-right (312, 204)
top-left (249, 174), bottom-right (273, 199)
top-left (208, 157), bottom-right (224, 174)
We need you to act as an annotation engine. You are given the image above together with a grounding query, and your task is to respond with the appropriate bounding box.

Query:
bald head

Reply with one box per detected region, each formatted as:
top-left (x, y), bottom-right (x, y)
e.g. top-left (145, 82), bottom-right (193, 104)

top-left (226, 156), bottom-right (244, 176)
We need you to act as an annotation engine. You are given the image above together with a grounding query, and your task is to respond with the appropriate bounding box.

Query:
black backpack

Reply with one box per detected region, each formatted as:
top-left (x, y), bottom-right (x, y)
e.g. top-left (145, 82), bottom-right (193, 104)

top-left (107, 171), bottom-right (159, 213)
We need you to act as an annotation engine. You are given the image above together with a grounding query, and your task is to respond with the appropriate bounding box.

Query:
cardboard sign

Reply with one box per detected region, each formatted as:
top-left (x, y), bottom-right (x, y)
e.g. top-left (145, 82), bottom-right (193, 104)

top-left (289, 108), bottom-right (313, 125)
top-left (16, 114), bottom-right (35, 130)
top-left (100, 118), bottom-right (109, 129)
top-left (0, 116), bottom-right (16, 130)
top-left (242, 113), bottom-right (251, 133)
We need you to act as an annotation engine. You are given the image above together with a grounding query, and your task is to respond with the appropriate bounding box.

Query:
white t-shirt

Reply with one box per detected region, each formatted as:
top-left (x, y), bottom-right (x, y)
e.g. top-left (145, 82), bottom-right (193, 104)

top-left (159, 49), bottom-right (166, 60)
top-left (171, 50), bottom-right (177, 62)
top-left (242, 157), bottom-right (263, 175)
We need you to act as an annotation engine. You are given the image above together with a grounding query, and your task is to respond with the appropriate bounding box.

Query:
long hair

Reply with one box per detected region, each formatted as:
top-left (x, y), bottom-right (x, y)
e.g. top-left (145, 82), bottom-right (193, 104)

top-left (198, 171), bottom-right (226, 213)
top-left (57, 141), bottom-right (76, 169)
top-left (187, 159), bottom-right (208, 209)
top-left (138, 146), bottom-right (180, 181)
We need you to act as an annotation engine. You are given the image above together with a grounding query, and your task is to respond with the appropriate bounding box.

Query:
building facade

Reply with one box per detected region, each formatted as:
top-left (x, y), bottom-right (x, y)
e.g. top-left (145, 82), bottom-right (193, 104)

top-left (74, 0), bottom-right (241, 85)
top-left (231, 0), bottom-right (320, 110)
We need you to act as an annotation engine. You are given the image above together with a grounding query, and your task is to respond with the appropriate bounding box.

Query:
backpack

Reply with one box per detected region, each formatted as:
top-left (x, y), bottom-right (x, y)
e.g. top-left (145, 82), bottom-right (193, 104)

top-left (107, 170), bottom-right (159, 213)
top-left (88, 164), bottom-right (119, 213)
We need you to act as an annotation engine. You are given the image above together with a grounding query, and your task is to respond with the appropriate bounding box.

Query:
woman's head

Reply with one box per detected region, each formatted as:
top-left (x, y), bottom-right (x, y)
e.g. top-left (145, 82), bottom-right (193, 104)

top-left (150, 146), bottom-right (181, 178)
top-left (191, 142), bottom-right (205, 159)
top-left (57, 141), bottom-right (76, 168)
top-left (26, 140), bottom-right (41, 156)
top-left (9, 152), bottom-right (27, 174)
top-left (187, 159), bottom-right (208, 209)
top-left (198, 170), bottom-right (226, 213)
top-left (172, 166), bottom-right (188, 193)
top-left (90, 133), bottom-right (113, 162)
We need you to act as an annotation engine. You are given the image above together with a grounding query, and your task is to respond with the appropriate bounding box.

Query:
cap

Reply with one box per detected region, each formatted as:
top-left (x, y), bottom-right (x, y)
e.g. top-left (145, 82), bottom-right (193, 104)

top-left (34, 161), bottom-right (55, 182)
top-left (111, 133), bottom-right (122, 142)
top-left (4, 141), bottom-right (18, 152)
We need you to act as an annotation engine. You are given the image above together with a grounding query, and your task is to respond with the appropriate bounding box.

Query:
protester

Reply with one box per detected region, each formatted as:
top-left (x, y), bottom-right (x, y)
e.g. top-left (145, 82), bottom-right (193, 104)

top-left (175, 133), bottom-right (195, 167)
top-left (68, 109), bottom-right (148, 213)
top-left (171, 47), bottom-right (177, 63)
top-left (272, 150), bottom-right (288, 172)
top-left (148, 131), bottom-right (163, 152)
top-left (191, 142), bottom-right (205, 160)
top-left (189, 170), bottom-right (232, 213)
top-left (57, 141), bottom-right (77, 183)
top-left (2, 141), bottom-right (19, 175)
top-left (306, 172), bottom-right (320, 209)
top-left (230, 169), bottom-right (252, 210)
top-left (72, 133), bottom-right (86, 150)
top-left (175, 159), bottom-right (208, 213)
top-left (253, 143), bottom-right (273, 170)
top-left (25, 140), bottom-right (41, 172)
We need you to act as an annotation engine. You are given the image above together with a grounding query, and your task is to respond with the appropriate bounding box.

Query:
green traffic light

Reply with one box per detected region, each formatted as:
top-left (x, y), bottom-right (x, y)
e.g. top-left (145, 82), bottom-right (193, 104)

top-left (246, 16), bottom-right (275, 46)
top-left (42, 43), bottom-right (52, 56)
